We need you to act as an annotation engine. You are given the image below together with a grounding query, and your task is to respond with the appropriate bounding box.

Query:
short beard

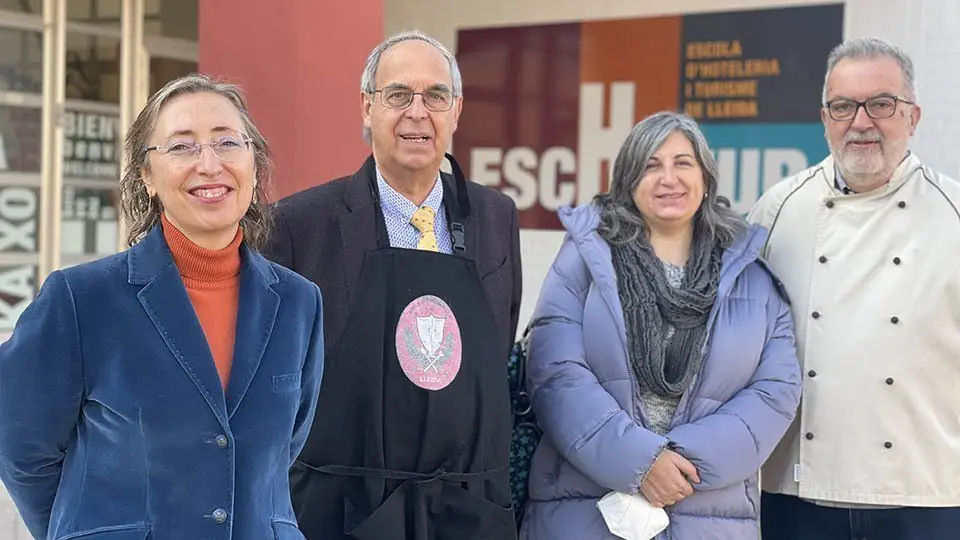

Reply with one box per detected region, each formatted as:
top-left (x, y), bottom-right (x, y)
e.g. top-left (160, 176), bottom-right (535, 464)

top-left (830, 132), bottom-right (907, 192)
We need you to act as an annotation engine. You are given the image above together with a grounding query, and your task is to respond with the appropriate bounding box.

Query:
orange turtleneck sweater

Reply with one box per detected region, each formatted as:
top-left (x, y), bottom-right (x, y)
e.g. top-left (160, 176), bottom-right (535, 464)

top-left (161, 214), bottom-right (242, 390)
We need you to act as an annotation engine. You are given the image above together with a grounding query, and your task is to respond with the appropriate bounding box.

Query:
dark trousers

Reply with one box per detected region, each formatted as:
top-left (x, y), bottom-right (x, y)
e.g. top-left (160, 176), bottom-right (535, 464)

top-left (761, 492), bottom-right (960, 540)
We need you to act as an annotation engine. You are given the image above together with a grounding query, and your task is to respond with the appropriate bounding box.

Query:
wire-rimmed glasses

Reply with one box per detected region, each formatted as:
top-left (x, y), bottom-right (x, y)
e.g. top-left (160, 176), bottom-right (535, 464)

top-left (372, 86), bottom-right (457, 112)
top-left (145, 132), bottom-right (252, 163)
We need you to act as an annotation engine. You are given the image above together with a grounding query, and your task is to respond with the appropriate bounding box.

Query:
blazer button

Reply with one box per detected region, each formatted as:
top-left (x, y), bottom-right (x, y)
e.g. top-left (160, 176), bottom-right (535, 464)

top-left (893, 257), bottom-right (901, 265)
top-left (805, 432), bottom-right (815, 440)
top-left (808, 370), bottom-right (817, 378)
top-left (212, 508), bottom-right (228, 524)
top-left (890, 316), bottom-right (899, 324)
top-left (215, 435), bottom-right (228, 448)
top-left (898, 201), bottom-right (907, 208)
top-left (886, 377), bottom-right (894, 385)
top-left (811, 311), bottom-right (821, 319)
top-left (826, 201), bottom-right (835, 208)
top-left (818, 255), bottom-right (828, 263)
top-left (884, 441), bottom-right (893, 449)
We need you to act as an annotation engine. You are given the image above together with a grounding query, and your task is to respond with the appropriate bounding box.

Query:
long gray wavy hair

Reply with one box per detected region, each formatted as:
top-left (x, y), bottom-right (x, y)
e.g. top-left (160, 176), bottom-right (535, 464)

top-left (119, 74), bottom-right (274, 250)
top-left (595, 111), bottom-right (746, 248)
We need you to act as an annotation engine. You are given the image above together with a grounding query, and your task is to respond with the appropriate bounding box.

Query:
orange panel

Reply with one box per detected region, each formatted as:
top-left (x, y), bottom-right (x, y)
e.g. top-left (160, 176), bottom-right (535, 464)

top-left (580, 17), bottom-right (682, 121)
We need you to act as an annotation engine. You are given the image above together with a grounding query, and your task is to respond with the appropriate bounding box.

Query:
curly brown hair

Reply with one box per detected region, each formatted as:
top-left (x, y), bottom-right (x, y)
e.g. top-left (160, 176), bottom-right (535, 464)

top-left (120, 74), bottom-right (274, 249)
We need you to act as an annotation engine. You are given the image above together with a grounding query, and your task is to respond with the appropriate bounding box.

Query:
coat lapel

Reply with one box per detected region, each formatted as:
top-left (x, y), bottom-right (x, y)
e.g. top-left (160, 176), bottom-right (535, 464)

top-left (464, 211), bottom-right (479, 262)
top-left (226, 247), bottom-right (280, 418)
top-left (130, 227), bottom-right (229, 429)
top-left (339, 156), bottom-right (378, 306)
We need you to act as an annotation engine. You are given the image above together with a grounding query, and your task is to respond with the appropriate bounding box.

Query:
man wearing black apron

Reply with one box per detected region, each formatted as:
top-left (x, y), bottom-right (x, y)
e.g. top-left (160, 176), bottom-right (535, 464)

top-left (264, 30), bottom-right (522, 540)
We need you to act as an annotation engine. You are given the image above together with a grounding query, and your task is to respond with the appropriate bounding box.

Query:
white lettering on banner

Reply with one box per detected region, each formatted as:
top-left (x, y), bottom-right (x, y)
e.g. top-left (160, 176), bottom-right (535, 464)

top-left (501, 147), bottom-right (538, 209)
top-left (763, 149), bottom-right (807, 187)
top-left (0, 187), bottom-right (36, 252)
top-left (740, 149), bottom-right (761, 211)
top-left (471, 148), bottom-right (502, 188)
top-left (576, 82), bottom-right (635, 205)
top-left (468, 81), bottom-right (808, 214)
top-left (0, 265), bottom-right (33, 329)
top-left (468, 82), bottom-right (636, 211)
top-left (715, 148), bottom-right (807, 214)
top-left (539, 147), bottom-right (577, 211)
top-left (0, 131), bottom-right (7, 170)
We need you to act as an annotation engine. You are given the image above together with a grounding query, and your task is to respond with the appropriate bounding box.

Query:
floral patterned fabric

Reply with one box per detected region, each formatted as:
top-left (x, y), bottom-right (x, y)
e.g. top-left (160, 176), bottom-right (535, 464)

top-left (507, 328), bottom-right (539, 527)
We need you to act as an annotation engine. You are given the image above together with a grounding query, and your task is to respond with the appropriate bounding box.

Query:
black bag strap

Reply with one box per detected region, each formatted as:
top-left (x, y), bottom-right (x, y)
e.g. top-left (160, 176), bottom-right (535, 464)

top-left (512, 323), bottom-right (537, 421)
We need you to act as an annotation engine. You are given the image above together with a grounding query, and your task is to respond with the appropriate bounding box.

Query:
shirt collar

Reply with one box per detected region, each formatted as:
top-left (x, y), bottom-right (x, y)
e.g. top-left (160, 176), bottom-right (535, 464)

top-left (375, 166), bottom-right (444, 223)
top-left (834, 166), bottom-right (853, 194)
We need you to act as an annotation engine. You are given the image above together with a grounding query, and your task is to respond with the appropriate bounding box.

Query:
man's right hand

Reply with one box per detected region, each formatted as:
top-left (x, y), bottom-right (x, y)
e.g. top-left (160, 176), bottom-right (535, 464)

top-left (640, 449), bottom-right (700, 508)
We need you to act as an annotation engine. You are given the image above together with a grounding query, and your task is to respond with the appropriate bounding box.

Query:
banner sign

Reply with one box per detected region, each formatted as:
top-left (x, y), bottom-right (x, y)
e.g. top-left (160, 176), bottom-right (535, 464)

top-left (456, 4), bottom-right (843, 229)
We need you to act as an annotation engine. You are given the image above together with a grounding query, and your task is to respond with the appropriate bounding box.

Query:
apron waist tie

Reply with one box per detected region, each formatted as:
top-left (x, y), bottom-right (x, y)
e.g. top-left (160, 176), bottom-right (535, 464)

top-left (294, 460), bottom-right (506, 483)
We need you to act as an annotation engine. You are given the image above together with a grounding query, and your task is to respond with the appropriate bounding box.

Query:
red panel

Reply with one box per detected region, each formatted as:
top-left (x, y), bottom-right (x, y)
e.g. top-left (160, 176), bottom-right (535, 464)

top-left (199, 0), bottom-right (383, 200)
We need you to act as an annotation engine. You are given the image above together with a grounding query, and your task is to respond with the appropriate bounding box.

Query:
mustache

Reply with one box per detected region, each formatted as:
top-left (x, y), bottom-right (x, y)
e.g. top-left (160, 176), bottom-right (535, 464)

top-left (845, 130), bottom-right (882, 144)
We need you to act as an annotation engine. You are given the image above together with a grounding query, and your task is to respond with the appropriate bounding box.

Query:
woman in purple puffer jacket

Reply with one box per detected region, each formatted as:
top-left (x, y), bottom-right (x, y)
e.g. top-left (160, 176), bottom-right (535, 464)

top-left (520, 111), bottom-right (802, 540)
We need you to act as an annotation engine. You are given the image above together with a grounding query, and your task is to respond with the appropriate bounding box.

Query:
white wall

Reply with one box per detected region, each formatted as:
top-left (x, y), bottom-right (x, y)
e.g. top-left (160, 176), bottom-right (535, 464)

top-left (386, 0), bottom-right (960, 336)
top-left (0, 483), bottom-right (29, 539)
top-left (844, 0), bottom-right (960, 180)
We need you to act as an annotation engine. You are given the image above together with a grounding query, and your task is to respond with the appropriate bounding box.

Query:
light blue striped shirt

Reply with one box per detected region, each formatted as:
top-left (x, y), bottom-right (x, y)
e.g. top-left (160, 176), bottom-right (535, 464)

top-left (375, 168), bottom-right (453, 254)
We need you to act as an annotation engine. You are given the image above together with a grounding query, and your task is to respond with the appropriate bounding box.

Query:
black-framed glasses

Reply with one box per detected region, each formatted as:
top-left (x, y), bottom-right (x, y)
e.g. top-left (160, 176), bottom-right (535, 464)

top-left (145, 132), bottom-right (252, 163)
top-left (823, 95), bottom-right (914, 121)
top-left (372, 87), bottom-right (457, 112)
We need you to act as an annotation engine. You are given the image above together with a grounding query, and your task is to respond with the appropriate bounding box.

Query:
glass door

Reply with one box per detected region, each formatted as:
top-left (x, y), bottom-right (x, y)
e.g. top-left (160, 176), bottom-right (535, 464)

top-left (0, 0), bottom-right (198, 339)
top-left (0, 3), bottom-right (45, 346)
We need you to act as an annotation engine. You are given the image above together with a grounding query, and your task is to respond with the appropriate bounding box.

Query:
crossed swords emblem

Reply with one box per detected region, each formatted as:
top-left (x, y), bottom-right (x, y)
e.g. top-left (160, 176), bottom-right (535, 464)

top-left (416, 315), bottom-right (446, 372)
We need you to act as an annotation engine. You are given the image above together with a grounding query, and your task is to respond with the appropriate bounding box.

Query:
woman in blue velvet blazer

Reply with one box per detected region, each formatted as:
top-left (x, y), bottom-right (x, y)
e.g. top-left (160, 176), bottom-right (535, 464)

top-left (0, 75), bottom-right (324, 540)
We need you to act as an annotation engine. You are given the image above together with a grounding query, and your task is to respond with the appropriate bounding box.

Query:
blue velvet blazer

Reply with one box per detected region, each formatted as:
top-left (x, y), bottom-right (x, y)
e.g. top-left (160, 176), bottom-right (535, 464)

top-left (0, 225), bottom-right (324, 540)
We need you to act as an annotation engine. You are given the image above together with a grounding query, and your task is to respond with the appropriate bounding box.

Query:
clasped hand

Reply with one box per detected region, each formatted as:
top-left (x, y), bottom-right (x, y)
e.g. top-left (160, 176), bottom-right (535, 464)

top-left (640, 449), bottom-right (700, 508)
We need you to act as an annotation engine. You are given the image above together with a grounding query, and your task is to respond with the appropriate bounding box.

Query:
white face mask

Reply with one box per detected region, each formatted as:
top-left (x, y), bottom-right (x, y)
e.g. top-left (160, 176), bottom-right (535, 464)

top-left (596, 491), bottom-right (670, 540)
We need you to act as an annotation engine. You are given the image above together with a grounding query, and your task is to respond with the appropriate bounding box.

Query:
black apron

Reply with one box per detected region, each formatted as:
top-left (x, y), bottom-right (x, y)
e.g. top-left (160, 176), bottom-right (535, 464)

top-left (291, 156), bottom-right (517, 540)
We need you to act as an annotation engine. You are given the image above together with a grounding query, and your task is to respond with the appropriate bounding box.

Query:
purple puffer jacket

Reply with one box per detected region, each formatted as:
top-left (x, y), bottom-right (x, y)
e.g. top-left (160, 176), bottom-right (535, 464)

top-left (520, 203), bottom-right (801, 540)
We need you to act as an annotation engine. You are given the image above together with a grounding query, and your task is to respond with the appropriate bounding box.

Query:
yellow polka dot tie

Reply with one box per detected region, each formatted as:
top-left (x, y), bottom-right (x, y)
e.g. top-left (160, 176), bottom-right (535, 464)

top-left (411, 206), bottom-right (439, 252)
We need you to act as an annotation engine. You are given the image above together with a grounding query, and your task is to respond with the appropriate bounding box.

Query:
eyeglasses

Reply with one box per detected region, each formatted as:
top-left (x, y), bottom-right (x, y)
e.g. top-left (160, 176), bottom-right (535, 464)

top-left (372, 87), bottom-right (457, 112)
top-left (145, 133), bottom-right (252, 163)
top-left (823, 95), bottom-right (914, 121)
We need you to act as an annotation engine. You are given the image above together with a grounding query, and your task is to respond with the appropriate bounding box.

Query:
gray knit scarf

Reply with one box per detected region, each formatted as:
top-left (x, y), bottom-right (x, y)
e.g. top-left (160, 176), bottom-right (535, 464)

top-left (610, 221), bottom-right (721, 398)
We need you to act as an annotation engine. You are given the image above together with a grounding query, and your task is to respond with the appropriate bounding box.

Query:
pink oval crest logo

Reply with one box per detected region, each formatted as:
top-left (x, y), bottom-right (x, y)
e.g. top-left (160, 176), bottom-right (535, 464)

top-left (395, 295), bottom-right (462, 391)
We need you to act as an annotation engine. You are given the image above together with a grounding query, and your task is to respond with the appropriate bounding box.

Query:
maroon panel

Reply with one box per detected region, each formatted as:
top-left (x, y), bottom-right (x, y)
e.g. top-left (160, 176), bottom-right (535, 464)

top-left (456, 24), bottom-right (581, 230)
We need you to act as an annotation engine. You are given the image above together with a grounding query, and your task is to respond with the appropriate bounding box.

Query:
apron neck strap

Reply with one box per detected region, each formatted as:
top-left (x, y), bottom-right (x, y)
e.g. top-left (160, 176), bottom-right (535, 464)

top-left (368, 154), bottom-right (472, 253)
top-left (444, 152), bottom-right (471, 222)
top-left (442, 153), bottom-right (469, 254)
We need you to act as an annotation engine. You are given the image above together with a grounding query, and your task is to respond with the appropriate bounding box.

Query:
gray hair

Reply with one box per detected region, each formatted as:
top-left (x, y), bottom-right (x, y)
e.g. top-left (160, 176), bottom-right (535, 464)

top-left (359, 30), bottom-right (463, 143)
top-left (120, 74), bottom-right (274, 250)
top-left (595, 111), bottom-right (746, 249)
top-left (821, 37), bottom-right (917, 104)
